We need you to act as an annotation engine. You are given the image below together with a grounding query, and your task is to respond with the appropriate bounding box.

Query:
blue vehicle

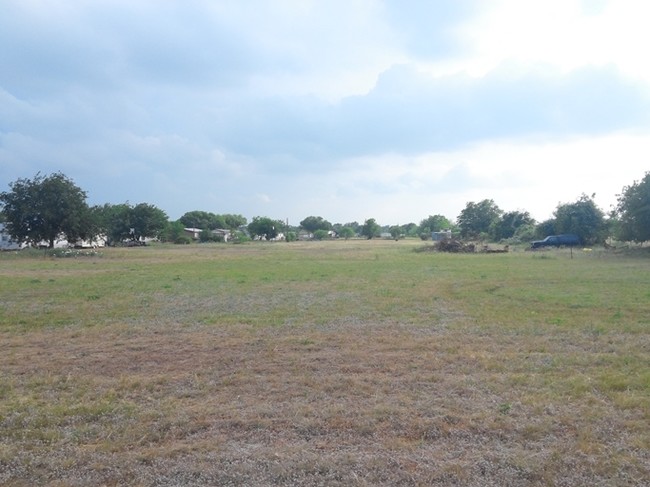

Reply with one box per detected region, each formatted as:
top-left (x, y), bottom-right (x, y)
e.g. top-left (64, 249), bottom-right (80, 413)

top-left (531, 234), bottom-right (580, 249)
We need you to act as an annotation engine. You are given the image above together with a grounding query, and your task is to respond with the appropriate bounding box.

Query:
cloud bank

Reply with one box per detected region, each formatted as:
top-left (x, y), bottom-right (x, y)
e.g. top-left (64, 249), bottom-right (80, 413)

top-left (1, 0), bottom-right (649, 224)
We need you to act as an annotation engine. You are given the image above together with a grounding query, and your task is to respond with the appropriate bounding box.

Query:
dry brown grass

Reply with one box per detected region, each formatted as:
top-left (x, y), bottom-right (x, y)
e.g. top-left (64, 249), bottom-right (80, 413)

top-left (1, 241), bottom-right (648, 486)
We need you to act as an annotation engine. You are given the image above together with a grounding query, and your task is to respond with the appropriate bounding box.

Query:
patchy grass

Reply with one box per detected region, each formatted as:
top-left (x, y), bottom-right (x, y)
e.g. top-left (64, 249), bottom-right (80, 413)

top-left (0, 240), bottom-right (648, 486)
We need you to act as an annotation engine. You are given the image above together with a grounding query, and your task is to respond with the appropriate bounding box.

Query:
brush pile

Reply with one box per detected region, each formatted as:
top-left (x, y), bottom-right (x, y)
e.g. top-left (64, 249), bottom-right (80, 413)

top-left (436, 239), bottom-right (476, 253)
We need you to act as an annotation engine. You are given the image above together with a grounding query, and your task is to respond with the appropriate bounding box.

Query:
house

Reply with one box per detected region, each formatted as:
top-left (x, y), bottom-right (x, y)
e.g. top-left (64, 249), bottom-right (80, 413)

top-left (71, 236), bottom-right (107, 248)
top-left (211, 229), bottom-right (231, 242)
top-left (183, 227), bottom-right (203, 240)
top-left (0, 223), bottom-right (28, 250)
top-left (0, 223), bottom-right (106, 249)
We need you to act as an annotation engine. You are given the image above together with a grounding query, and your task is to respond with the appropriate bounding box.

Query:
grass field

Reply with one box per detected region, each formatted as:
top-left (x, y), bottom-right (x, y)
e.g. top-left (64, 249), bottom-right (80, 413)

top-left (1, 240), bottom-right (649, 486)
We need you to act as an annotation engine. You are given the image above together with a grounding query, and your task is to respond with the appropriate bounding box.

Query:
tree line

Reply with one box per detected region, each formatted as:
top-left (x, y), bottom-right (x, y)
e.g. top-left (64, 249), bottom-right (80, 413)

top-left (1, 171), bottom-right (649, 247)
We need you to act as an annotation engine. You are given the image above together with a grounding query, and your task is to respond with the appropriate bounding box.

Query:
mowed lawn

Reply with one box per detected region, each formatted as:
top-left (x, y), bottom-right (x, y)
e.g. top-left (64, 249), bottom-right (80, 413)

top-left (1, 240), bottom-right (648, 486)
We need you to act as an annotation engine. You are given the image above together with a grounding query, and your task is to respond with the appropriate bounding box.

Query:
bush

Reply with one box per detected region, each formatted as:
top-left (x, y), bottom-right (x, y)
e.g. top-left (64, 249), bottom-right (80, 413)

top-left (313, 229), bottom-right (329, 240)
top-left (231, 231), bottom-right (251, 244)
top-left (174, 235), bottom-right (192, 245)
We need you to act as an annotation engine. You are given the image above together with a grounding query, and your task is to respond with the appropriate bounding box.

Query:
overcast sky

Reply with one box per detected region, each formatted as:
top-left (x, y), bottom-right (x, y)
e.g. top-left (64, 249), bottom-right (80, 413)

top-left (2, 0), bottom-right (649, 225)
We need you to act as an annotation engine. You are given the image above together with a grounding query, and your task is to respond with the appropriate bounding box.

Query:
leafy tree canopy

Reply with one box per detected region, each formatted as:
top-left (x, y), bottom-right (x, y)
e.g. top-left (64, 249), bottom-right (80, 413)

top-left (457, 199), bottom-right (502, 239)
top-left (389, 225), bottom-right (402, 240)
top-left (490, 210), bottom-right (535, 241)
top-left (554, 194), bottom-right (605, 245)
top-left (313, 229), bottom-right (330, 240)
top-left (300, 216), bottom-right (332, 233)
top-left (248, 216), bottom-right (280, 240)
top-left (0, 172), bottom-right (91, 248)
top-left (535, 219), bottom-right (556, 239)
top-left (92, 202), bottom-right (167, 244)
top-left (222, 214), bottom-right (247, 230)
top-left (179, 211), bottom-right (247, 231)
top-left (338, 226), bottom-right (355, 239)
top-left (161, 220), bottom-right (188, 244)
top-left (419, 214), bottom-right (452, 234)
top-left (360, 218), bottom-right (381, 239)
top-left (131, 203), bottom-right (168, 242)
top-left (179, 211), bottom-right (225, 230)
top-left (616, 172), bottom-right (650, 242)
top-left (401, 222), bottom-right (419, 237)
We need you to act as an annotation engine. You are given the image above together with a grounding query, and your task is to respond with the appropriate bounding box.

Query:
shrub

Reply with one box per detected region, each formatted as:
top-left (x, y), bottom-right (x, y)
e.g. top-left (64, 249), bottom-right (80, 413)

top-left (174, 236), bottom-right (192, 245)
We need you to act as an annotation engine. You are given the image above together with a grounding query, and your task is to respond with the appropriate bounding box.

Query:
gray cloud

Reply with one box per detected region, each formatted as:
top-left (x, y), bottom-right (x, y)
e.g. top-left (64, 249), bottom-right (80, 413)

top-left (214, 63), bottom-right (650, 164)
top-left (2, 1), bottom-right (649, 223)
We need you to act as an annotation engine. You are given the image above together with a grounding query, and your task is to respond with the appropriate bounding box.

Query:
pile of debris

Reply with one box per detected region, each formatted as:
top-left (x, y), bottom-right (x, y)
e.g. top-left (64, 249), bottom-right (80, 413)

top-left (436, 239), bottom-right (476, 253)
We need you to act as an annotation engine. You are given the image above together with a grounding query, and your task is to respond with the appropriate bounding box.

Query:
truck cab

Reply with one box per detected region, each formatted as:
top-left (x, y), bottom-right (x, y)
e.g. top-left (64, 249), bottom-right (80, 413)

top-left (531, 234), bottom-right (580, 249)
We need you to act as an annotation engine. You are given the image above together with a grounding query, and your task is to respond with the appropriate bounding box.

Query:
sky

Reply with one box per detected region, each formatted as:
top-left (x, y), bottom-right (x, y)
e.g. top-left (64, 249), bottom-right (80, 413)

top-left (1, 0), bottom-right (649, 226)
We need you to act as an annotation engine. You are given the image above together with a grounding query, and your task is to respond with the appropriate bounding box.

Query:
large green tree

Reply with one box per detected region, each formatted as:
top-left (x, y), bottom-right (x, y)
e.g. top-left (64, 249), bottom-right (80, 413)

top-left (0, 172), bottom-right (91, 248)
top-left (222, 214), bottom-right (247, 230)
top-left (457, 199), bottom-right (502, 239)
top-left (338, 226), bottom-right (356, 239)
top-left (554, 194), bottom-right (605, 245)
top-left (130, 203), bottom-right (168, 242)
top-left (490, 210), bottom-right (535, 241)
top-left (179, 211), bottom-right (225, 230)
top-left (419, 214), bottom-right (452, 234)
top-left (615, 172), bottom-right (650, 242)
top-left (93, 202), bottom-right (168, 245)
top-left (360, 218), bottom-right (380, 239)
top-left (248, 216), bottom-right (280, 240)
top-left (179, 211), bottom-right (246, 231)
top-left (535, 219), bottom-right (557, 239)
top-left (300, 216), bottom-right (332, 233)
top-left (91, 203), bottom-right (131, 245)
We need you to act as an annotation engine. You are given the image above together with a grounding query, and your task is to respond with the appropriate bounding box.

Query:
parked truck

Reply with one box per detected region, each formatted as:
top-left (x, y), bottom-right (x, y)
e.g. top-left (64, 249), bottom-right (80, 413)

top-left (530, 234), bottom-right (580, 249)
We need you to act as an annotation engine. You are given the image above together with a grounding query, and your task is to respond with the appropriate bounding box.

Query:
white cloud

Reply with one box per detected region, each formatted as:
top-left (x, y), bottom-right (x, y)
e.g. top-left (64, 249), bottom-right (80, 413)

top-left (450, 0), bottom-right (650, 81)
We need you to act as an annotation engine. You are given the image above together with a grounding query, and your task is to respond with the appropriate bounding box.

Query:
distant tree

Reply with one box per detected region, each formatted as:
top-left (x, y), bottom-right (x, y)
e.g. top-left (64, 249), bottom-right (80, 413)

top-left (419, 214), bottom-right (452, 234)
top-left (457, 199), bottom-right (502, 239)
top-left (535, 218), bottom-right (556, 239)
top-left (231, 230), bottom-right (251, 243)
top-left (509, 223), bottom-right (536, 243)
top-left (248, 216), bottom-right (279, 240)
top-left (222, 213), bottom-right (247, 230)
top-left (313, 229), bottom-right (330, 240)
top-left (92, 203), bottom-right (131, 245)
top-left (401, 222), bottom-right (419, 237)
top-left (0, 172), bottom-right (91, 248)
top-left (300, 216), bottom-right (332, 233)
top-left (338, 226), bottom-right (355, 239)
top-left (343, 221), bottom-right (360, 234)
top-left (179, 211), bottom-right (224, 230)
top-left (161, 220), bottom-right (188, 244)
top-left (389, 225), bottom-right (402, 240)
top-left (360, 218), bottom-right (381, 239)
top-left (490, 210), bottom-right (535, 241)
top-left (93, 202), bottom-right (167, 245)
top-left (615, 172), bottom-right (650, 242)
top-left (129, 203), bottom-right (168, 242)
top-left (554, 194), bottom-right (605, 245)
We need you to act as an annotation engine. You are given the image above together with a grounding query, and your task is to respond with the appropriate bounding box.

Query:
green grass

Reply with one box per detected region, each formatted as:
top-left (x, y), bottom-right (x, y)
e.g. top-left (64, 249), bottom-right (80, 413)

top-left (0, 240), bottom-right (648, 485)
